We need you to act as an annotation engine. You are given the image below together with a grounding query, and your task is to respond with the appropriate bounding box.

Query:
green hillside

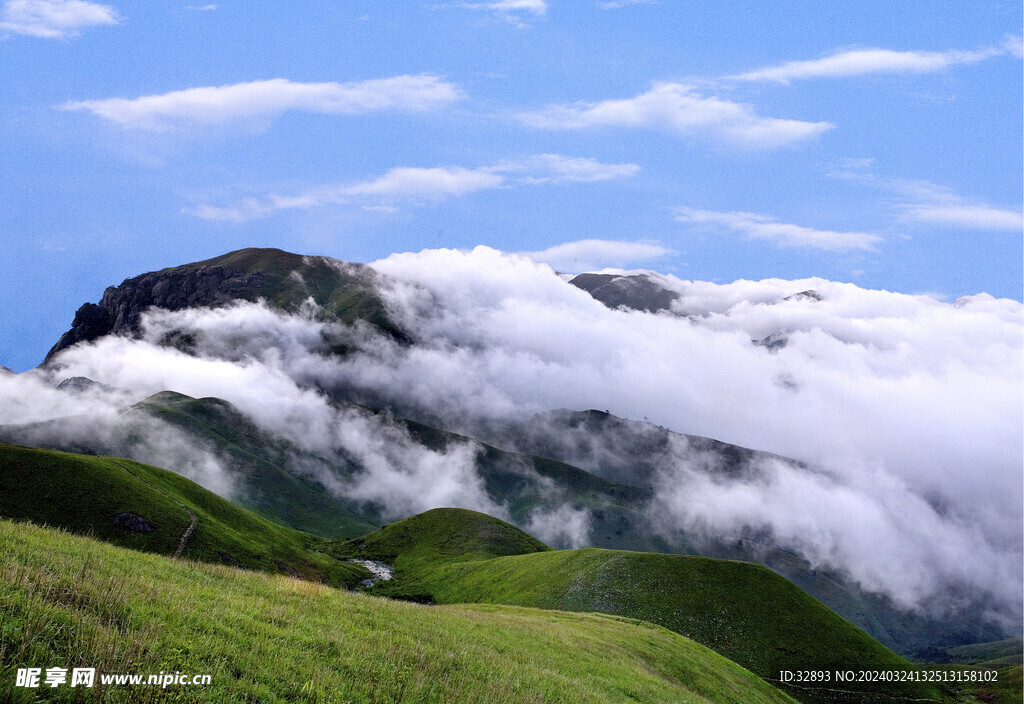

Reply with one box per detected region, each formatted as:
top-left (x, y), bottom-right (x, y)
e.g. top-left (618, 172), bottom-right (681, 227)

top-left (330, 507), bottom-right (550, 571)
top-left (0, 519), bottom-right (798, 704)
top-left (480, 408), bottom-right (1014, 657)
top-left (0, 443), bottom-right (367, 587)
top-left (138, 390), bottom-right (653, 541)
top-left (340, 509), bottom-right (949, 704)
top-left (940, 637), bottom-right (1024, 666)
top-left (1, 390), bottom-right (658, 546)
top-left (130, 390), bottom-right (379, 538)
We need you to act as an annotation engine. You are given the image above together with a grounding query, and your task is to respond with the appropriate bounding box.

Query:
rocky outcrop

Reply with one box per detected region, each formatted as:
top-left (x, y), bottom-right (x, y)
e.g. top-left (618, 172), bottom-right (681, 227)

top-left (783, 289), bottom-right (822, 302)
top-left (112, 511), bottom-right (155, 533)
top-left (45, 264), bottom-right (265, 363)
top-left (43, 247), bottom-right (394, 364)
top-left (56, 376), bottom-right (116, 393)
top-left (569, 273), bottom-right (681, 313)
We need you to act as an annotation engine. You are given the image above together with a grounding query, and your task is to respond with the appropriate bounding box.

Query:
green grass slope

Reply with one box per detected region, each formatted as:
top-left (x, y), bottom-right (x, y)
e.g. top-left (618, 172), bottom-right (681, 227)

top-left (0, 443), bottom-right (367, 588)
top-left (939, 637), bottom-right (1024, 666)
top-left (138, 391), bottom-right (653, 543)
top-left (330, 507), bottom-right (550, 572)
top-left (341, 509), bottom-right (949, 704)
top-left (929, 665), bottom-right (1022, 704)
top-left (0, 519), bottom-right (798, 704)
top-left (482, 410), bottom-right (1016, 658)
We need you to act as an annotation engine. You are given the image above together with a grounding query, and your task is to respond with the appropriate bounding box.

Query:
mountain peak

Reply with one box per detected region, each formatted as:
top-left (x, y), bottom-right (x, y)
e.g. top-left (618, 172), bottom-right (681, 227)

top-left (569, 272), bottom-right (681, 313)
top-left (44, 248), bottom-right (395, 364)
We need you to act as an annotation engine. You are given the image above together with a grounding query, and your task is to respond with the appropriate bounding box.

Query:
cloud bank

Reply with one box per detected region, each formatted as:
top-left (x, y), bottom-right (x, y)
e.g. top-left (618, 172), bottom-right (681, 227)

top-left (13, 246), bottom-right (1021, 621)
top-left (0, 371), bottom-right (238, 497)
top-left (3, 314), bottom-right (503, 523)
top-left (61, 75), bottom-right (461, 131)
top-left (356, 248), bottom-right (1020, 615)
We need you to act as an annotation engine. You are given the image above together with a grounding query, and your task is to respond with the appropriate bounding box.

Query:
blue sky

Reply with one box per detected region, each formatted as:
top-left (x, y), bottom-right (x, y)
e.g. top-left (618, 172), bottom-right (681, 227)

top-left (1, 0), bottom-right (1021, 371)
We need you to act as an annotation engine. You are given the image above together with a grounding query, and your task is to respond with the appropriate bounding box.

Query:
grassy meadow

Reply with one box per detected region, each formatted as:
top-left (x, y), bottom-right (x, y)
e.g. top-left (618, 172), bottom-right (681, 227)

top-left (341, 510), bottom-right (951, 704)
top-left (0, 519), bottom-right (798, 704)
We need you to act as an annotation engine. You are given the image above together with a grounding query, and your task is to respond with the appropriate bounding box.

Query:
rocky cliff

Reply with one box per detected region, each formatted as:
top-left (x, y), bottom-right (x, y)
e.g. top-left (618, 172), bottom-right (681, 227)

top-left (45, 248), bottom-right (392, 363)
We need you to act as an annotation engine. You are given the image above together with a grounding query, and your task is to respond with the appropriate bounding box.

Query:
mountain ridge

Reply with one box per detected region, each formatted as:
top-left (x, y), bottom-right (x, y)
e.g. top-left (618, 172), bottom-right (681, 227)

top-left (45, 247), bottom-right (399, 363)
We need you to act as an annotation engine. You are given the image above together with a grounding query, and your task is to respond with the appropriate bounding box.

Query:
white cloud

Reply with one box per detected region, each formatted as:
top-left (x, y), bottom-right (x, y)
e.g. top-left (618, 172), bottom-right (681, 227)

top-left (344, 166), bottom-right (505, 199)
top-left (186, 166), bottom-right (500, 221)
top-left (494, 154), bottom-right (641, 183)
top-left (186, 4), bottom-right (217, 10)
top-left (675, 207), bottom-right (882, 251)
top-left (836, 167), bottom-right (1024, 232)
top-left (27, 246), bottom-right (1023, 619)
top-left (901, 204), bottom-right (1023, 231)
top-left (459, 0), bottom-right (546, 14)
top-left (1005, 35), bottom-right (1024, 59)
top-left (728, 46), bottom-right (1004, 84)
top-left (444, 0), bottom-right (546, 27)
top-left (598, 0), bottom-right (655, 8)
top-left (525, 504), bottom-right (591, 548)
top-left (893, 181), bottom-right (1023, 231)
top-left (0, 0), bottom-right (118, 38)
top-left (521, 239), bottom-right (672, 272)
top-left (183, 199), bottom-right (279, 224)
top-left (61, 75), bottom-right (461, 131)
top-left (355, 248), bottom-right (1022, 614)
top-left (479, 0), bottom-right (546, 11)
top-left (519, 82), bottom-right (832, 147)
top-left (186, 155), bottom-right (639, 221)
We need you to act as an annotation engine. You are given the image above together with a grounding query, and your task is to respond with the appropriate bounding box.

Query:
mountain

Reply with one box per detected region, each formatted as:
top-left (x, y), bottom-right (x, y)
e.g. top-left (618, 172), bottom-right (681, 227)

top-left (0, 390), bottom-right (654, 544)
top-left (1, 518), bottom-right (801, 704)
top-left (0, 439), bottom-right (924, 703)
top-left (936, 638), bottom-right (1024, 667)
top-left (132, 391), bottom-right (380, 537)
top-left (336, 508), bottom-right (949, 704)
top-left (481, 407), bottom-right (780, 488)
top-left (331, 507), bottom-right (550, 569)
top-left (44, 247), bottom-right (401, 363)
top-left (0, 443), bottom-right (369, 587)
top-left (25, 246), bottom-right (1017, 660)
top-left (568, 272), bottom-right (681, 313)
top-left (0, 391), bottom-right (380, 539)
top-left (477, 408), bottom-right (1010, 656)
top-left (567, 272), bottom-right (820, 355)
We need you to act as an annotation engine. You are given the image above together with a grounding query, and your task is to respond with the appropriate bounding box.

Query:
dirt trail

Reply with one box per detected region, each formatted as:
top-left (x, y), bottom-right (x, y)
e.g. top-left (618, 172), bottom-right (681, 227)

top-left (173, 507), bottom-right (198, 558)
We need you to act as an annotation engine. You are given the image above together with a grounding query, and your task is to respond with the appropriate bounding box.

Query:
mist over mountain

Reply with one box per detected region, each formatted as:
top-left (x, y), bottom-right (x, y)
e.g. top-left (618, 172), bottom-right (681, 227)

top-left (2, 246), bottom-right (1020, 654)
top-left (44, 247), bottom-right (397, 363)
top-left (568, 273), bottom-right (682, 313)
